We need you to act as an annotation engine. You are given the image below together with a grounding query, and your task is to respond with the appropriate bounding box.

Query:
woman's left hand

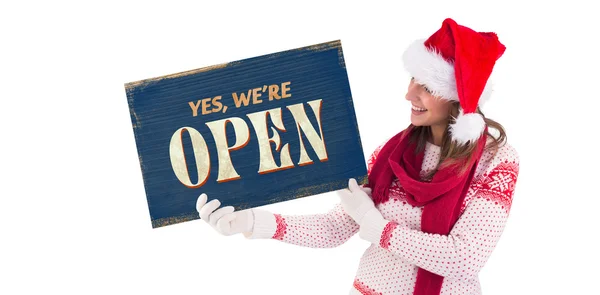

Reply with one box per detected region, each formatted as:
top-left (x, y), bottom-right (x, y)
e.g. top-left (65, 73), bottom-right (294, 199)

top-left (338, 178), bottom-right (377, 224)
top-left (339, 178), bottom-right (392, 245)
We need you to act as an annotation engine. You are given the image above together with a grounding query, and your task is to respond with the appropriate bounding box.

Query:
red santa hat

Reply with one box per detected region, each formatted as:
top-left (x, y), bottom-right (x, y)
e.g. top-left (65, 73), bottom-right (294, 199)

top-left (402, 18), bottom-right (506, 145)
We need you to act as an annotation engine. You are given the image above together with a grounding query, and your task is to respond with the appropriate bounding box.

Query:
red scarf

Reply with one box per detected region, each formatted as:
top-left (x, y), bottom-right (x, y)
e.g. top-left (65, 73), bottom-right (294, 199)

top-left (366, 125), bottom-right (487, 295)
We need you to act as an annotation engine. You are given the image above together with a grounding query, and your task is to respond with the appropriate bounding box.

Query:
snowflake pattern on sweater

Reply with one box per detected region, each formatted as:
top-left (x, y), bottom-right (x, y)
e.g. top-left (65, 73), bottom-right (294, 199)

top-left (246, 137), bottom-right (520, 295)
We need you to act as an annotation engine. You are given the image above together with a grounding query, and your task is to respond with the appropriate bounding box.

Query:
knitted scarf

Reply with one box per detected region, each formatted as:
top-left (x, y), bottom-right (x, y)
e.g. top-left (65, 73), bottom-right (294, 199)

top-left (366, 124), bottom-right (487, 295)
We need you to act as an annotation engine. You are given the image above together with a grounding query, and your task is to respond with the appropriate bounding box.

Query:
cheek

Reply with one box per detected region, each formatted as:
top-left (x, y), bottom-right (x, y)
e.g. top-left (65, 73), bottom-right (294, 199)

top-left (425, 99), bottom-right (451, 120)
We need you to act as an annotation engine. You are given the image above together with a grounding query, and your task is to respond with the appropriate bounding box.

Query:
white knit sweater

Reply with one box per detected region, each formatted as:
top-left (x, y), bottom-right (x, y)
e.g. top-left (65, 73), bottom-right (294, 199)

top-left (245, 137), bottom-right (520, 295)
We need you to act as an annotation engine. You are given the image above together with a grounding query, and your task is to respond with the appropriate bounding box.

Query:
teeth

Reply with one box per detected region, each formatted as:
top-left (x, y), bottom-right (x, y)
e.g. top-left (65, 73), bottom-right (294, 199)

top-left (412, 105), bottom-right (427, 112)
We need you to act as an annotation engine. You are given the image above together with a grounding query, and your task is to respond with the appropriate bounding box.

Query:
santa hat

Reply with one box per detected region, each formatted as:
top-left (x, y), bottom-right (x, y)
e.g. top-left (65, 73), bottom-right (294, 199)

top-left (402, 18), bottom-right (506, 145)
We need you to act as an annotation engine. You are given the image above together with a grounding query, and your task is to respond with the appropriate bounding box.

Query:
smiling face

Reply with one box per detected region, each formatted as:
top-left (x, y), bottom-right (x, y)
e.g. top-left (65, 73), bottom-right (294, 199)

top-left (405, 77), bottom-right (454, 128)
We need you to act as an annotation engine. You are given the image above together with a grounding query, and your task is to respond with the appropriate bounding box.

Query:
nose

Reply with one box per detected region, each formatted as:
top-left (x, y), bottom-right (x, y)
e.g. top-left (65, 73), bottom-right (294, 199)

top-left (405, 81), bottom-right (420, 102)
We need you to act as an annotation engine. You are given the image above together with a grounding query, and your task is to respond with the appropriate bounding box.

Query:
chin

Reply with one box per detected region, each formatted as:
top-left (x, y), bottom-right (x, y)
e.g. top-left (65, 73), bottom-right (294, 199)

top-left (410, 116), bottom-right (429, 127)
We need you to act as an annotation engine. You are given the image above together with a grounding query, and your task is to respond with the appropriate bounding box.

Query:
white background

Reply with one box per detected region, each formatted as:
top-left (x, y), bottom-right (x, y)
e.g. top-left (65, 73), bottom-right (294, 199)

top-left (2, 1), bottom-right (599, 294)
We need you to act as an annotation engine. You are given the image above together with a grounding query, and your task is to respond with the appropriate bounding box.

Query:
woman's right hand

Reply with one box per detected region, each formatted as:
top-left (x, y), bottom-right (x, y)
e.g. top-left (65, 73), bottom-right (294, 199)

top-left (196, 193), bottom-right (254, 236)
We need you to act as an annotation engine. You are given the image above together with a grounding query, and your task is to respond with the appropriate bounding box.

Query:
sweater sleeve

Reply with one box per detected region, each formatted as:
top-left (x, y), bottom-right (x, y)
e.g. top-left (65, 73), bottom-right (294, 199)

top-left (244, 203), bottom-right (360, 248)
top-left (360, 144), bottom-right (520, 280)
top-left (242, 138), bottom-right (391, 248)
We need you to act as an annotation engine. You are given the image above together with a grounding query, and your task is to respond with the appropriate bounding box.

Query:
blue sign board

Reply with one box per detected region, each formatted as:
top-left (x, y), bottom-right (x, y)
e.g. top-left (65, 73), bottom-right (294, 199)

top-left (125, 40), bottom-right (367, 228)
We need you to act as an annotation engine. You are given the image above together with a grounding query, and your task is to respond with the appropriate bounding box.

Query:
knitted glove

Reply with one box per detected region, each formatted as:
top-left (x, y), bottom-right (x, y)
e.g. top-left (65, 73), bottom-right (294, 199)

top-left (338, 178), bottom-right (377, 224)
top-left (338, 178), bottom-right (389, 244)
top-left (196, 193), bottom-right (254, 236)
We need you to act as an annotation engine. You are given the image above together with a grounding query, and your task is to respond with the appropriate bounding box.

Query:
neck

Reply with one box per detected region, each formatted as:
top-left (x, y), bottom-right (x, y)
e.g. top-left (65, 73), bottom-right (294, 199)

top-left (429, 124), bottom-right (447, 146)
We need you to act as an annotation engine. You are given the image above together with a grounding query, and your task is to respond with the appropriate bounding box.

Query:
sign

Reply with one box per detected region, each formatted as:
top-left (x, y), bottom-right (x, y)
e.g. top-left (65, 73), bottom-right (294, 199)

top-left (125, 40), bottom-right (367, 229)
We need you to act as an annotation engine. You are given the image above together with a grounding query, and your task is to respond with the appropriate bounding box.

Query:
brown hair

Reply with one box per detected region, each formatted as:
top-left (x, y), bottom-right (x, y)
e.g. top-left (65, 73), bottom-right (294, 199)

top-left (410, 102), bottom-right (507, 180)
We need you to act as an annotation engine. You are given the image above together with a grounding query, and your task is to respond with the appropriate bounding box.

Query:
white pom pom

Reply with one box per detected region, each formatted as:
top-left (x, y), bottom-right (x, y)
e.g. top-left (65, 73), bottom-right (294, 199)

top-left (449, 111), bottom-right (486, 145)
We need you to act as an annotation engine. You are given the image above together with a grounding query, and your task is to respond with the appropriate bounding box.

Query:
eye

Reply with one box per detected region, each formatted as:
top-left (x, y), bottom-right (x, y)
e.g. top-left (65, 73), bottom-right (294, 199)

top-left (422, 85), bottom-right (432, 94)
top-left (410, 77), bottom-right (432, 94)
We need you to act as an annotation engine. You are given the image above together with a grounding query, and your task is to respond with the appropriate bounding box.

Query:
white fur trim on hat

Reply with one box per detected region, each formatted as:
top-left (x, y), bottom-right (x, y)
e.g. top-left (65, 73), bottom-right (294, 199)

top-left (402, 39), bottom-right (494, 106)
top-left (448, 110), bottom-right (486, 145)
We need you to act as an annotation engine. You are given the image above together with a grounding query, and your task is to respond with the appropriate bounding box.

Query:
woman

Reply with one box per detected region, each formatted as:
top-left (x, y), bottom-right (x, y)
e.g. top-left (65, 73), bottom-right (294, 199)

top-left (196, 18), bottom-right (520, 295)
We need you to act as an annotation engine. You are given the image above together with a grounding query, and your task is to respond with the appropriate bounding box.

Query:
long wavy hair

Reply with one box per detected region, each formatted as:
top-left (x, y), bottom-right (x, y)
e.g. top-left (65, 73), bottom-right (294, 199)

top-left (409, 101), bottom-right (507, 180)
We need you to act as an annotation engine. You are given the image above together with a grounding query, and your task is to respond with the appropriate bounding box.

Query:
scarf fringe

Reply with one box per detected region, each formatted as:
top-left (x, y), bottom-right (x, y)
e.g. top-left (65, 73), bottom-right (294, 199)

top-left (371, 185), bottom-right (390, 205)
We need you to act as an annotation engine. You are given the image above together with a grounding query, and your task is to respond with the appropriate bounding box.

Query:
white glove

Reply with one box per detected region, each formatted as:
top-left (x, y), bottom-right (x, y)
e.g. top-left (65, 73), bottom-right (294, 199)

top-left (196, 193), bottom-right (254, 236)
top-left (338, 178), bottom-right (377, 225)
top-left (339, 178), bottom-right (391, 245)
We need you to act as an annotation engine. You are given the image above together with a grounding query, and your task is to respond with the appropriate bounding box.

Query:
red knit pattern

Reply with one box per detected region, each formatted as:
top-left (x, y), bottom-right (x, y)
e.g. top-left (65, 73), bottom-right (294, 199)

top-left (354, 278), bottom-right (383, 295)
top-left (271, 214), bottom-right (287, 240)
top-left (379, 221), bottom-right (398, 249)
top-left (266, 137), bottom-right (519, 294)
top-left (461, 160), bottom-right (519, 215)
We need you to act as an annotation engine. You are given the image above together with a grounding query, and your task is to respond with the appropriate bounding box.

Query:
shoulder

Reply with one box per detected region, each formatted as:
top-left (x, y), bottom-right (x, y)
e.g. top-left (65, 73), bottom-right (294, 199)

top-left (473, 138), bottom-right (520, 200)
top-left (493, 140), bottom-right (519, 164)
top-left (477, 137), bottom-right (520, 176)
top-left (461, 139), bottom-right (520, 215)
